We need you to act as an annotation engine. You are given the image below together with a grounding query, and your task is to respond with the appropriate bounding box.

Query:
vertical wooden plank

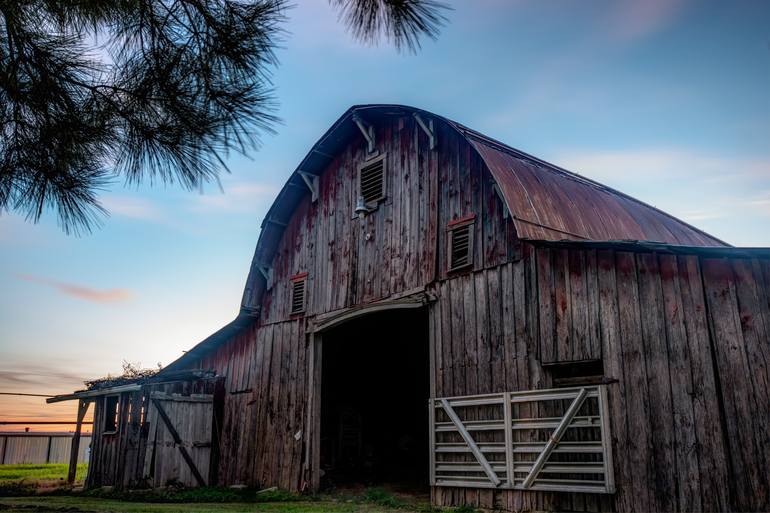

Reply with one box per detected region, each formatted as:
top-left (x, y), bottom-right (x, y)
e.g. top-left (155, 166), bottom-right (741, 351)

top-left (733, 258), bottom-right (770, 483)
top-left (487, 266), bottom-right (505, 393)
top-left (568, 249), bottom-right (590, 360)
top-left (553, 249), bottom-right (572, 362)
top-left (501, 263), bottom-right (517, 391)
top-left (596, 249), bottom-right (628, 512)
top-left (476, 277), bottom-right (492, 391)
top-left (676, 255), bottom-right (730, 512)
top-left (536, 248), bottom-right (555, 364)
top-left (615, 251), bottom-right (654, 512)
top-left (439, 281), bottom-right (454, 396)
top-left (658, 254), bottom-right (702, 512)
top-left (636, 252), bottom-right (677, 512)
top-left (702, 257), bottom-right (767, 510)
top-left (463, 273), bottom-right (479, 395)
top-left (450, 278), bottom-right (466, 396)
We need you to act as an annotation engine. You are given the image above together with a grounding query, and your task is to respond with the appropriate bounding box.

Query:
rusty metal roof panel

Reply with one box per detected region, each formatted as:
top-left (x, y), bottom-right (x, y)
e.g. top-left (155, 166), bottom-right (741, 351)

top-left (465, 136), bottom-right (725, 246)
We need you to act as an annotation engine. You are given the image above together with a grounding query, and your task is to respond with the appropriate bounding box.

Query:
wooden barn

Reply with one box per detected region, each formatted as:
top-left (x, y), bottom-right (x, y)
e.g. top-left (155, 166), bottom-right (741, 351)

top-left (51, 105), bottom-right (770, 512)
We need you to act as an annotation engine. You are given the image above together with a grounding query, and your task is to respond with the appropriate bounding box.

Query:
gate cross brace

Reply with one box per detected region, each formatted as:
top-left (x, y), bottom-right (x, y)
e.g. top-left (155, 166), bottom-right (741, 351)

top-left (440, 398), bottom-right (502, 487)
top-left (151, 398), bottom-right (207, 487)
top-left (521, 387), bottom-right (588, 489)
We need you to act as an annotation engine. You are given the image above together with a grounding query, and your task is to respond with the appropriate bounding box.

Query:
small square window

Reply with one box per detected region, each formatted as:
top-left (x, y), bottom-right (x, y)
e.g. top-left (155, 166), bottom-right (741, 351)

top-left (290, 273), bottom-right (307, 314)
top-left (447, 215), bottom-right (475, 271)
top-left (358, 155), bottom-right (386, 206)
top-left (103, 395), bottom-right (119, 434)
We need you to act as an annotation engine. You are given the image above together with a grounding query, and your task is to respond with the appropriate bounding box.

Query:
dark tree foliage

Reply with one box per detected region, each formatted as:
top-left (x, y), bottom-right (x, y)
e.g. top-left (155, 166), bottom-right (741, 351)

top-left (0, 0), bottom-right (448, 234)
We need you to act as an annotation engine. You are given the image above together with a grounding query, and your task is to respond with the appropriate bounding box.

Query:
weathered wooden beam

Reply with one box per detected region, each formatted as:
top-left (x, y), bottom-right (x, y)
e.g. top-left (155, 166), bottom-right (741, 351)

top-left (298, 171), bottom-right (319, 202)
top-left (151, 398), bottom-right (206, 487)
top-left (521, 387), bottom-right (587, 489)
top-left (413, 113), bottom-right (436, 150)
top-left (491, 182), bottom-right (510, 219)
top-left (67, 399), bottom-right (90, 484)
top-left (439, 398), bottom-right (502, 487)
top-left (352, 114), bottom-right (375, 153)
top-left (47, 384), bottom-right (142, 403)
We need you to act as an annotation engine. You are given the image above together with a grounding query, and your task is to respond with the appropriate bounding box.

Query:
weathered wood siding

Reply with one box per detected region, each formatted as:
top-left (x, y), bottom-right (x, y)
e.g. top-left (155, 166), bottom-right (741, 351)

top-left (177, 116), bottom-right (515, 491)
top-left (429, 246), bottom-right (770, 512)
top-left (195, 320), bottom-right (308, 490)
top-left (259, 117), bottom-right (515, 324)
top-left (154, 113), bottom-right (769, 512)
top-left (86, 379), bottom-right (218, 489)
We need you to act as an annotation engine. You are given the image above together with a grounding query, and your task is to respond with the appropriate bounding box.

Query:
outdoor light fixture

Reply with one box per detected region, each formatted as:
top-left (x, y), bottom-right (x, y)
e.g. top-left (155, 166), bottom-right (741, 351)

top-left (354, 197), bottom-right (369, 218)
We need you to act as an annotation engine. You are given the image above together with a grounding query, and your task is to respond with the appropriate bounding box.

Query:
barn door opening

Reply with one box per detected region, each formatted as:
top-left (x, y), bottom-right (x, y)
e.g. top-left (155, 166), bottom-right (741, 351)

top-left (319, 307), bottom-right (429, 492)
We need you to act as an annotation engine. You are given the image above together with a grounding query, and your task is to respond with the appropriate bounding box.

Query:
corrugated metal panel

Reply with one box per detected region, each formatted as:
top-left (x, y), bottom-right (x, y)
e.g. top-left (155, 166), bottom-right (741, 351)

top-left (467, 137), bottom-right (725, 247)
top-left (0, 434), bottom-right (91, 464)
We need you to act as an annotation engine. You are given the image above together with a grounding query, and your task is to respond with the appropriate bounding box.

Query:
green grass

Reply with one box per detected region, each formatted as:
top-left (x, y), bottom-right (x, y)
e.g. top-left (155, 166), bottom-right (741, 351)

top-left (361, 488), bottom-right (405, 509)
top-left (0, 463), bottom-right (87, 483)
top-left (0, 496), bottom-right (371, 512)
top-left (0, 466), bottom-right (473, 512)
top-left (0, 491), bottom-right (476, 513)
top-left (0, 495), bottom-right (441, 512)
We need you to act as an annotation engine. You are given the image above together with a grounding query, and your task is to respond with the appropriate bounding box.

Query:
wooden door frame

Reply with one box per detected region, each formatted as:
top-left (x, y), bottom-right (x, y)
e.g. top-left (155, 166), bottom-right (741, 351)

top-left (304, 296), bottom-right (434, 492)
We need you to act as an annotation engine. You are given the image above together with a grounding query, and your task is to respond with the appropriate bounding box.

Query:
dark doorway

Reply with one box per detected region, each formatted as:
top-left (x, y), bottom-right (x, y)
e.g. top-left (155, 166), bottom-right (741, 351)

top-left (320, 307), bottom-right (430, 491)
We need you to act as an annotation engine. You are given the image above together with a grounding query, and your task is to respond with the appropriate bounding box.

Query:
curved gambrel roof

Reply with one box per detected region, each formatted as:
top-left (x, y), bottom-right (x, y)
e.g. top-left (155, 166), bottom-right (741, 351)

top-left (165, 104), bottom-right (726, 371)
top-left (243, 104), bottom-right (725, 305)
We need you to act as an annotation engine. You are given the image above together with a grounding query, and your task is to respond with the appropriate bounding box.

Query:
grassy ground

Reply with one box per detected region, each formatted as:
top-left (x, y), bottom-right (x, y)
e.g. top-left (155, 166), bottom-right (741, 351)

top-left (0, 496), bottom-right (419, 512)
top-left (0, 491), bottom-right (457, 513)
top-left (0, 464), bottom-right (87, 483)
top-left (0, 465), bottom-right (473, 513)
top-left (0, 464), bottom-right (88, 496)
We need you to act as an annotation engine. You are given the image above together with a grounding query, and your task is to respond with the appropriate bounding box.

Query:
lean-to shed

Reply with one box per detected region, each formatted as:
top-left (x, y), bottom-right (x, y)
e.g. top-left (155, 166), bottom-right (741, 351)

top-left (51, 105), bottom-right (770, 512)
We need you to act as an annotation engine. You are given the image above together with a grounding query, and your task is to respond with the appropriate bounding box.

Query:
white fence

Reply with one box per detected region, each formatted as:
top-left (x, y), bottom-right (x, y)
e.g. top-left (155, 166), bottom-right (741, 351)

top-left (0, 432), bottom-right (91, 465)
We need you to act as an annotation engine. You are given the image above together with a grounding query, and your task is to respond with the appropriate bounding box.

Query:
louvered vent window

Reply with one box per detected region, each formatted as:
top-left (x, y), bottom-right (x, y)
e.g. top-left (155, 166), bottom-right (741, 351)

top-left (290, 274), bottom-right (307, 314)
top-left (448, 216), bottom-right (475, 272)
top-left (359, 156), bottom-right (385, 205)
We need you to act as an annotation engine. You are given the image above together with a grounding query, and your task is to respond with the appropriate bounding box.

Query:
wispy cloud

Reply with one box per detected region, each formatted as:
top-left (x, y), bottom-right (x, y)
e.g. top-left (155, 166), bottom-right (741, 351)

top-left (15, 274), bottom-right (134, 304)
top-left (553, 148), bottom-right (770, 185)
top-left (190, 181), bottom-right (279, 213)
top-left (0, 362), bottom-right (97, 429)
top-left (101, 195), bottom-right (162, 222)
top-left (551, 147), bottom-right (770, 245)
top-left (604, 0), bottom-right (688, 43)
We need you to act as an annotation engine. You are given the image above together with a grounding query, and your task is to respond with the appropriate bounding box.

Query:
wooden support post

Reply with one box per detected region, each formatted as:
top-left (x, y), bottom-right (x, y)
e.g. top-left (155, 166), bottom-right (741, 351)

top-left (598, 385), bottom-right (615, 493)
top-left (440, 398), bottom-right (502, 487)
top-left (503, 392), bottom-right (514, 486)
top-left (151, 398), bottom-right (207, 487)
top-left (45, 435), bottom-right (53, 464)
top-left (428, 399), bottom-right (436, 486)
top-left (307, 334), bottom-right (323, 492)
top-left (521, 387), bottom-right (587, 489)
top-left (68, 399), bottom-right (90, 484)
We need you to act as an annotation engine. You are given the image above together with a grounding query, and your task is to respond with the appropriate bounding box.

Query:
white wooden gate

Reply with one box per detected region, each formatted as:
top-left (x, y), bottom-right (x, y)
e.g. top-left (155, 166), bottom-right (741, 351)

top-left (429, 386), bottom-right (614, 494)
top-left (143, 392), bottom-right (214, 487)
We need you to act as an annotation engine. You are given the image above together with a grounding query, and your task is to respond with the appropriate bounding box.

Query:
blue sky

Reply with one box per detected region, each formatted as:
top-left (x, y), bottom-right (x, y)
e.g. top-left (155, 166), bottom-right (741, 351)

top-left (1, 0), bottom-right (769, 427)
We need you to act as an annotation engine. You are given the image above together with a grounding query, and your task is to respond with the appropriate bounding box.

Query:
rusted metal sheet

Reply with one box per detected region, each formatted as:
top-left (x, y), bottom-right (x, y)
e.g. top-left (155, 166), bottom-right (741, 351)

top-left (467, 137), bottom-right (725, 247)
